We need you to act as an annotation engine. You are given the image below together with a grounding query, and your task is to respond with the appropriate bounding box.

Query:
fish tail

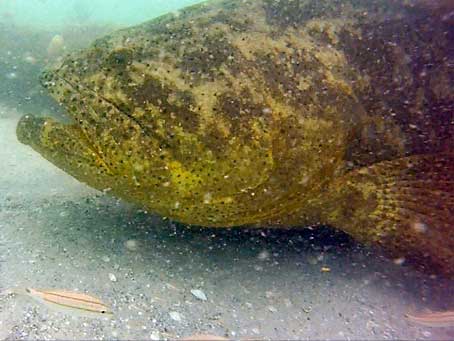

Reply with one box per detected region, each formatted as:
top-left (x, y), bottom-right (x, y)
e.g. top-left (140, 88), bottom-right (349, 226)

top-left (326, 152), bottom-right (454, 277)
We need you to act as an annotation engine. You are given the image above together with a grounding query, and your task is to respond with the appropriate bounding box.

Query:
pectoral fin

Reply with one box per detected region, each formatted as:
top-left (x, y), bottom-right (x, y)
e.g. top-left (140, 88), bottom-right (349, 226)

top-left (327, 152), bottom-right (454, 277)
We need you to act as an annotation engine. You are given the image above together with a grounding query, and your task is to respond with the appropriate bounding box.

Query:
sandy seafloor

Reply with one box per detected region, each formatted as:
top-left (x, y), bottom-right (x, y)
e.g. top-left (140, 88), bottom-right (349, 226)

top-left (0, 104), bottom-right (453, 340)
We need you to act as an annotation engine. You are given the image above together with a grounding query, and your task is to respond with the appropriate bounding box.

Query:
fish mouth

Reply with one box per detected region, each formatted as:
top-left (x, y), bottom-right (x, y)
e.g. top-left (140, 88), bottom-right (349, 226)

top-left (16, 72), bottom-right (92, 153)
top-left (16, 111), bottom-right (116, 193)
top-left (17, 67), bottom-right (115, 177)
top-left (16, 67), bottom-right (81, 146)
top-left (36, 67), bottom-right (110, 158)
top-left (39, 68), bottom-right (87, 123)
top-left (39, 65), bottom-right (130, 131)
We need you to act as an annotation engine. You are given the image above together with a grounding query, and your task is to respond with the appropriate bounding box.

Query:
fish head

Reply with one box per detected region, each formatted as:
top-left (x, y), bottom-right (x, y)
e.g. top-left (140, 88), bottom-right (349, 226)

top-left (16, 0), bottom-right (350, 227)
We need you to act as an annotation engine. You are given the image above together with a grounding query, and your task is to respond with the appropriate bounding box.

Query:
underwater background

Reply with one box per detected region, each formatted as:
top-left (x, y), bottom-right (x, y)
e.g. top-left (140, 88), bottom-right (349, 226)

top-left (0, 0), bottom-right (453, 339)
top-left (1, 0), bottom-right (204, 27)
top-left (0, 0), bottom-right (203, 114)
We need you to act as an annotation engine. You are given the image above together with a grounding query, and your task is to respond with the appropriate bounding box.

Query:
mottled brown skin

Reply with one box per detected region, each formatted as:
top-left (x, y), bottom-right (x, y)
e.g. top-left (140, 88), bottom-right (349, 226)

top-left (17, 0), bottom-right (454, 276)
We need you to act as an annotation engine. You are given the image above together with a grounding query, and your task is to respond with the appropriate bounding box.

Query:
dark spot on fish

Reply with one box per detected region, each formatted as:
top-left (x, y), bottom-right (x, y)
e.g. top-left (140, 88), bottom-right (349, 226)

top-left (120, 75), bottom-right (201, 153)
top-left (179, 31), bottom-right (240, 83)
top-left (262, 0), bottom-right (322, 30)
top-left (107, 49), bottom-right (132, 69)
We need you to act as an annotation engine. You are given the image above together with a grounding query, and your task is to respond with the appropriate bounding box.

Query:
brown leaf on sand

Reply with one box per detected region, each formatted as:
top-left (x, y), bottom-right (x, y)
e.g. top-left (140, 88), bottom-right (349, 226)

top-left (181, 334), bottom-right (229, 341)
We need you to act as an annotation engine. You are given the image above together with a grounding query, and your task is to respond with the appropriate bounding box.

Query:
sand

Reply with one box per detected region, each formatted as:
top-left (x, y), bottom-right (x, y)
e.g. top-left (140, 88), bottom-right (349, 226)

top-left (0, 105), bottom-right (453, 340)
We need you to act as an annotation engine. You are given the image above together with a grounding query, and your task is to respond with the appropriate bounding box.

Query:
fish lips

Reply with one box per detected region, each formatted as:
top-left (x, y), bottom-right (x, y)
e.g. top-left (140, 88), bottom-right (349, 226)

top-left (16, 114), bottom-right (48, 146)
top-left (16, 67), bottom-right (84, 147)
top-left (40, 66), bottom-right (120, 129)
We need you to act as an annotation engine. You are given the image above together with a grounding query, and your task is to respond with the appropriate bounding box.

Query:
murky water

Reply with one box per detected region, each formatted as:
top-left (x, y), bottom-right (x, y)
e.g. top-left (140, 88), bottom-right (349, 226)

top-left (1, 0), bottom-right (453, 340)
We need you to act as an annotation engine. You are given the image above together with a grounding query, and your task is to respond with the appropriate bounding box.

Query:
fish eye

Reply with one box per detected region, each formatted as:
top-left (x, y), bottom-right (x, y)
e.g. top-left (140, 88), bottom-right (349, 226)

top-left (101, 310), bottom-right (106, 314)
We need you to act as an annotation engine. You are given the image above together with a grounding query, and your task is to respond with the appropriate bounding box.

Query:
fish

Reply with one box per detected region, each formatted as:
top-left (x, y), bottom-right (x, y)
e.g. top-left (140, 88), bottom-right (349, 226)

top-left (15, 0), bottom-right (454, 278)
top-left (405, 310), bottom-right (454, 328)
top-left (181, 335), bottom-right (230, 341)
top-left (4, 287), bottom-right (113, 318)
top-left (181, 334), bottom-right (264, 341)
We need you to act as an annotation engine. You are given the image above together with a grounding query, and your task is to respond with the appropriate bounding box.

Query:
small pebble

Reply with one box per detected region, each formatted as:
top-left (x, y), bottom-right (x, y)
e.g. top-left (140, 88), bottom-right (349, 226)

top-left (422, 330), bottom-right (432, 338)
top-left (125, 239), bottom-right (139, 251)
top-left (169, 311), bottom-right (182, 322)
top-left (268, 306), bottom-right (277, 313)
top-left (150, 331), bottom-right (160, 340)
top-left (102, 256), bottom-right (110, 262)
top-left (265, 291), bottom-right (274, 299)
top-left (108, 273), bottom-right (117, 282)
top-left (191, 289), bottom-right (207, 301)
top-left (254, 265), bottom-right (263, 271)
top-left (251, 328), bottom-right (260, 335)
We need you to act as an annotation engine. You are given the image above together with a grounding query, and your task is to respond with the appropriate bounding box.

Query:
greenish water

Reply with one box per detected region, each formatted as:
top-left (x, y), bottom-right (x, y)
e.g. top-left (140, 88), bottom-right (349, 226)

top-left (0, 0), bottom-right (204, 28)
top-left (0, 0), bottom-right (204, 112)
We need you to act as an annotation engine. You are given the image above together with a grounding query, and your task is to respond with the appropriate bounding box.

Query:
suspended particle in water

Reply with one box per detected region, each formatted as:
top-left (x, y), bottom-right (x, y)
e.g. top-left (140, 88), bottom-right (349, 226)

top-left (257, 250), bottom-right (270, 261)
top-left (393, 257), bottom-right (405, 266)
top-left (203, 192), bottom-right (212, 204)
top-left (412, 221), bottom-right (428, 234)
top-left (6, 72), bottom-right (17, 79)
top-left (23, 55), bottom-right (37, 64)
top-left (262, 107), bottom-right (272, 115)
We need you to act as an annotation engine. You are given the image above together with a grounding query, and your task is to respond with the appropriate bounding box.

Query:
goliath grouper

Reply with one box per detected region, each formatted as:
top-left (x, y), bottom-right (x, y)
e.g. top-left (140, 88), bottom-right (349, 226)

top-left (16, 0), bottom-right (454, 276)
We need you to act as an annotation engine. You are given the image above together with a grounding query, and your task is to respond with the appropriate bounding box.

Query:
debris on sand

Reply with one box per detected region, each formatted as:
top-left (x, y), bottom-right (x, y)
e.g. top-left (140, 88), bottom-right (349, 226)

top-left (190, 289), bottom-right (207, 301)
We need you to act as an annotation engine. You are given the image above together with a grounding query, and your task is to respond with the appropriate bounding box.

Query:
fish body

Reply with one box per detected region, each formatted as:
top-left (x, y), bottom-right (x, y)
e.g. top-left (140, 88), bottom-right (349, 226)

top-left (406, 310), bottom-right (454, 328)
top-left (24, 288), bottom-right (113, 318)
top-left (15, 0), bottom-right (454, 277)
